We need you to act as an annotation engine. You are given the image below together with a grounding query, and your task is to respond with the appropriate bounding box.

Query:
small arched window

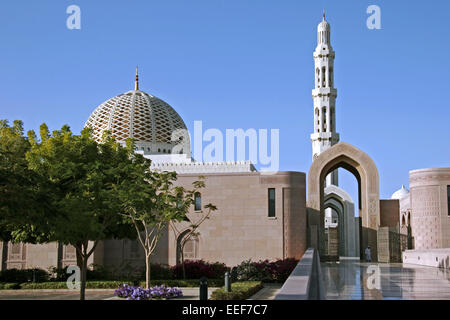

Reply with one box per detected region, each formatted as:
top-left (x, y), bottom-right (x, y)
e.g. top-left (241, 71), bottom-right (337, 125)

top-left (183, 236), bottom-right (199, 260)
top-left (329, 67), bottom-right (333, 87)
top-left (194, 193), bottom-right (202, 211)
top-left (322, 67), bottom-right (326, 87)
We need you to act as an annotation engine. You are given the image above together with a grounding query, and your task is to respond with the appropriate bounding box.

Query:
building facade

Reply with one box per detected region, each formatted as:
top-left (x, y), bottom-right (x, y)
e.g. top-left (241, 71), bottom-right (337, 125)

top-left (1, 14), bottom-right (449, 272)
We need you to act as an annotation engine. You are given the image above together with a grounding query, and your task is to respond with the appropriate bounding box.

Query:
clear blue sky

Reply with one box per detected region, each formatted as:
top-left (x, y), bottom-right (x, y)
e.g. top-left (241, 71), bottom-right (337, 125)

top-left (0, 0), bottom-right (449, 201)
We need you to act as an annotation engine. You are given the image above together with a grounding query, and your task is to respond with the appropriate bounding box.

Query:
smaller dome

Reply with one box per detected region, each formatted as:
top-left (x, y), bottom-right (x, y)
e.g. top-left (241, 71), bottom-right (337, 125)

top-left (318, 10), bottom-right (330, 31)
top-left (391, 185), bottom-right (410, 200)
top-left (318, 20), bottom-right (330, 31)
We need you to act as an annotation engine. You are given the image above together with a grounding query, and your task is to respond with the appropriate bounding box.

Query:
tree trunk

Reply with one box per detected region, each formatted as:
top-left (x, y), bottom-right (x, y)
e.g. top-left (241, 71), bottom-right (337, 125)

top-left (181, 250), bottom-right (186, 280)
top-left (145, 253), bottom-right (151, 289)
top-left (75, 242), bottom-right (83, 270)
top-left (79, 241), bottom-right (88, 301)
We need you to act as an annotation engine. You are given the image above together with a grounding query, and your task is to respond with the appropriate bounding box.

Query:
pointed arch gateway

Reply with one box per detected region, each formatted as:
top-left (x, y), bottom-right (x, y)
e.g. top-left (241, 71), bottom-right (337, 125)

top-left (307, 142), bottom-right (380, 261)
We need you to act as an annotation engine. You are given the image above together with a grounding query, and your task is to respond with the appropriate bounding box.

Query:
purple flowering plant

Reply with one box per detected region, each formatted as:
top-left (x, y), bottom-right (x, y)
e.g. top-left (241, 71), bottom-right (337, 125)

top-left (114, 284), bottom-right (183, 300)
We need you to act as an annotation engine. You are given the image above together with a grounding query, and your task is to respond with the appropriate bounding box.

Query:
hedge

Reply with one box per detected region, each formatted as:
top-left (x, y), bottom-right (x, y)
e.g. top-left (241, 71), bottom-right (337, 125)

top-left (210, 281), bottom-right (263, 300)
top-left (0, 279), bottom-right (224, 290)
top-left (0, 283), bottom-right (21, 290)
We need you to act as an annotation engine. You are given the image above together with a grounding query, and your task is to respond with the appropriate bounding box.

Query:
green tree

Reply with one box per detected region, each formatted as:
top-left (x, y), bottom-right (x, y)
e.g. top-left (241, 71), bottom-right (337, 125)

top-left (170, 177), bottom-right (217, 279)
top-left (26, 124), bottom-right (135, 300)
top-left (116, 152), bottom-right (177, 289)
top-left (0, 120), bottom-right (54, 243)
top-left (116, 158), bottom-right (217, 288)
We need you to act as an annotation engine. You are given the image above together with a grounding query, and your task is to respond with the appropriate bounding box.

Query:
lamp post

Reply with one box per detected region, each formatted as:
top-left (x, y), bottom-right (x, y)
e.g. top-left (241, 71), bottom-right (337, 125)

top-left (199, 277), bottom-right (208, 300)
top-left (225, 271), bottom-right (231, 292)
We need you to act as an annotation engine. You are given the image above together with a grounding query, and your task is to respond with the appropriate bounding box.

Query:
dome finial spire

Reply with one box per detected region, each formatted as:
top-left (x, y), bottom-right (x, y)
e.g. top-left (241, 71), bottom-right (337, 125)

top-left (135, 66), bottom-right (139, 91)
top-left (323, 9), bottom-right (326, 21)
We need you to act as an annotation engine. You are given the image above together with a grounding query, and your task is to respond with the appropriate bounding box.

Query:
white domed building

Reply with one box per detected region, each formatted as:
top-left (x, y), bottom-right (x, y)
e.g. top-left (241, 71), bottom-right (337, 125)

top-left (84, 69), bottom-right (254, 173)
top-left (391, 185), bottom-right (412, 236)
top-left (85, 69), bottom-right (191, 160)
top-left (3, 13), bottom-right (449, 275)
top-left (391, 185), bottom-right (410, 200)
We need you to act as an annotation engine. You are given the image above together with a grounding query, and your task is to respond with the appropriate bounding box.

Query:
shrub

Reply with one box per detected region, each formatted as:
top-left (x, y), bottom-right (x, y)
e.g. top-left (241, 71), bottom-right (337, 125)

top-left (172, 260), bottom-right (229, 279)
top-left (47, 266), bottom-right (69, 281)
top-left (234, 260), bottom-right (273, 282)
top-left (210, 281), bottom-right (263, 300)
top-left (114, 284), bottom-right (183, 300)
top-left (20, 282), bottom-right (69, 289)
top-left (47, 263), bottom-right (143, 283)
top-left (234, 258), bottom-right (298, 283)
top-left (2, 279), bottom-right (224, 290)
top-left (0, 268), bottom-right (50, 283)
top-left (140, 264), bottom-right (173, 280)
top-left (271, 258), bottom-right (298, 282)
top-left (0, 283), bottom-right (21, 290)
top-left (139, 279), bottom-right (224, 288)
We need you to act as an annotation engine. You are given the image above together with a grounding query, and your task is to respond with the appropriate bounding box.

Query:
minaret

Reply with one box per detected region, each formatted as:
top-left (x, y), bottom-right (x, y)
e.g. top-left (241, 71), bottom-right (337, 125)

top-left (311, 11), bottom-right (340, 187)
top-left (135, 66), bottom-right (139, 91)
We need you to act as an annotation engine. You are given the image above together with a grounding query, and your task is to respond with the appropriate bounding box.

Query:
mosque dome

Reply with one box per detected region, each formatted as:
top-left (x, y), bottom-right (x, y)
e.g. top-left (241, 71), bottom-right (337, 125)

top-left (85, 69), bottom-right (190, 156)
top-left (391, 185), bottom-right (410, 200)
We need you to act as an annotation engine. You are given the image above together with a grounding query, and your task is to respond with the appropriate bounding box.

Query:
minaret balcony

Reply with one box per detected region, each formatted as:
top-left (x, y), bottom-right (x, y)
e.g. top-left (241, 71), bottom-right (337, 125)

top-left (312, 88), bottom-right (337, 97)
top-left (310, 132), bottom-right (340, 142)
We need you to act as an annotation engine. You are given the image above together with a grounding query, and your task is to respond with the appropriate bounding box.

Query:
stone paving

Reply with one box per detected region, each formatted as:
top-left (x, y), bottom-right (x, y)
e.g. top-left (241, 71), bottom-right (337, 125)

top-left (248, 283), bottom-right (282, 300)
top-left (321, 261), bottom-right (450, 300)
top-left (0, 288), bottom-right (219, 300)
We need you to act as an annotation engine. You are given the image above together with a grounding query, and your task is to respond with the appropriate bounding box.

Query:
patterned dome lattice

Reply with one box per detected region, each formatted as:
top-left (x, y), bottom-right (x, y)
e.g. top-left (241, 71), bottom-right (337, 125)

top-left (85, 89), bottom-right (189, 154)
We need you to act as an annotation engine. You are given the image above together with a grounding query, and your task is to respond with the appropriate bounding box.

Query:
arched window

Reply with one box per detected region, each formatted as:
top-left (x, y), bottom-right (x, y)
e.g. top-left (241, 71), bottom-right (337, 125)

top-left (183, 236), bottom-right (199, 260)
top-left (329, 67), bottom-right (333, 87)
top-left (330, 109), bottom-right (333, 131)
top-left (194, 192), bottom-right (202, 211)
top-left (64, 245), bottom-right (76, 261)
top-left (322, 67), bottom-right (326, 87)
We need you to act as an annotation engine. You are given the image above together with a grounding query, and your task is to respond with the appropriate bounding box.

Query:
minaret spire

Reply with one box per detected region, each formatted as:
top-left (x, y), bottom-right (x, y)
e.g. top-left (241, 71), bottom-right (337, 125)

top-left (311, 13), bottom-right (339, 186)
top-left (135, 66), bottom-right (139, 91)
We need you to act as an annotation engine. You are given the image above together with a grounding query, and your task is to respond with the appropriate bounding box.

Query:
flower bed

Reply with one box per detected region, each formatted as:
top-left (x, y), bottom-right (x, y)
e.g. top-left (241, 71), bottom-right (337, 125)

top-left (114, 284), bottom-right (183, 300)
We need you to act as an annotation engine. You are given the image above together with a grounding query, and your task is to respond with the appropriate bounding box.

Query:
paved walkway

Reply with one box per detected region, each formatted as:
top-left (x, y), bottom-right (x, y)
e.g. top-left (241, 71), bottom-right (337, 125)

top-left (0, 287), bottom-right (219, 300)
top-left (248, 283), bottom-right (282, 300)
top-left (321, 261), bottom-right (450, 300)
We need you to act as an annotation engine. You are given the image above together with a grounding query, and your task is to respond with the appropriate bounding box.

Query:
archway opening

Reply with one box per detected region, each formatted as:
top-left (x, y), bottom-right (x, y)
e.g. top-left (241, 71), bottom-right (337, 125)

top-left (323, 168), bottom-right (361, 260)
top-left (307, 142), bottom-right (380, 262)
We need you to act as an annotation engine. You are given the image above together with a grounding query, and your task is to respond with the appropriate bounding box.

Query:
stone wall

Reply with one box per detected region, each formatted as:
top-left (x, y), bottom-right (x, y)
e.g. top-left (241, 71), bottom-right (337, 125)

top-left (403, 248), bottom-right (450, 269)
top-left (0, 171), bottom-right (308, 271)
top-left (380, 199), bottom-right (400, 229)
top-left (377, 227), bottom-right (403, 263)
top-left (410, 168), bottom-right (450, 249)
top-left (168, 171), bottom-right (307, 267)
